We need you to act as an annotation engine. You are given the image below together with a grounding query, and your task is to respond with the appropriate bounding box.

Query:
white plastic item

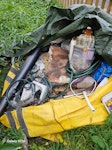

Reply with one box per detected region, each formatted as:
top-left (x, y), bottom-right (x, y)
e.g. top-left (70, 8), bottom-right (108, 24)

top-left (83, 91), bottom-right (95, 112)
top-left (69, 37), bottom-right (76, 72)
top-left (96, 77), bottom-right (108, 89)
top-left (33, 80), bottom-right (48, 104)
top-left (20, 81), bottom-right (48, 104)
top-left (12, 81), bottom-right (48, 107)
top-left (12, 83), bottom-right (37, 107)
top-left (20, 83), bottom-right (36, 101)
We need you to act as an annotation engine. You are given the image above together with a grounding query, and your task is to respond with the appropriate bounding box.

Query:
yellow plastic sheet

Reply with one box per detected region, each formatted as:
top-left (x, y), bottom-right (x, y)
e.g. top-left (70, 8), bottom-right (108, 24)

top-left (0, 75), bottom-right (112, 141)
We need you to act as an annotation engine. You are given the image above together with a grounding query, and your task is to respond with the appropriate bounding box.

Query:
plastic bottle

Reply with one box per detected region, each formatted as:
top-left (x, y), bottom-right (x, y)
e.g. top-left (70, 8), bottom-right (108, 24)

top-left (69, 26), bottom-right (95, 72)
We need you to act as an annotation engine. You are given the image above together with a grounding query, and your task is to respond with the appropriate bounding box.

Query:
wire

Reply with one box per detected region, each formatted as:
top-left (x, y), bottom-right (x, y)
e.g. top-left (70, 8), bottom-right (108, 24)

top-left (28, 75), bottom-right (51, 104)
top-left (48, 71), bottom-right (74, 99)
top-left (66, 59), bottom-right (101, 79)
top-left (11, 56), bottom-right (24, 70)
top-left (69, 76), bottom-right (97, 98)
top-left (30, 64), bottom-right (40, 75)
top-left (6, 79), bottom-right (34, 108)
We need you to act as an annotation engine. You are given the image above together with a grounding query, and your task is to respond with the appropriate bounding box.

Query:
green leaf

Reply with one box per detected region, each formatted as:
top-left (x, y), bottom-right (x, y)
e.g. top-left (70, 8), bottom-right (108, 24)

top-left (30, 143), bottom-right (39, 150)
top-left (0, 143), bottom-right (22, 150)
top-left (91, 135), bottom-right (105, 149)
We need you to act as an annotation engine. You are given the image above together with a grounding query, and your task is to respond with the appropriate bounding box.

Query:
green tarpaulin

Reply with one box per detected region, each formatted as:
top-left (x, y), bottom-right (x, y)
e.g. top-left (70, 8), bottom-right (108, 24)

top-left (0, 4), bottom-right (112, 95)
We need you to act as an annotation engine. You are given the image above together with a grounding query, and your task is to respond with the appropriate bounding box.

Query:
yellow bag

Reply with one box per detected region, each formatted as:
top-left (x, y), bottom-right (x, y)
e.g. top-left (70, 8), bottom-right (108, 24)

top-left (0, 63), bottom-right (112, 141)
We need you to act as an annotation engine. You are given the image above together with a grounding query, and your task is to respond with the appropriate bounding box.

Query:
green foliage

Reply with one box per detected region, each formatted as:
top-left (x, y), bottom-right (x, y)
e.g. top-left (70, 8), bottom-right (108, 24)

top-left (0, 0), bottom-right (61, 55)
top-left (91, 136), bottom-right (105, 149)
top-left (0, 57), bottom-right (10, 96)
top-left (0, 125), bottom-right (24, 142)
top-left (0, 143), bottom-right (22, 150)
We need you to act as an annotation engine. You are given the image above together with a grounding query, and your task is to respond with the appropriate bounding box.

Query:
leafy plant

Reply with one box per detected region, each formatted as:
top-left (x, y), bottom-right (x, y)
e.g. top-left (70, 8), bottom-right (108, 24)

top-left (91, 135), bottom-right (105, 149)
top-left (0, 143), bottom-right (23, 150)
top-left (0, 0), bottom-right (61, 55)
top-left (0, 125), bottom-right (24, 141)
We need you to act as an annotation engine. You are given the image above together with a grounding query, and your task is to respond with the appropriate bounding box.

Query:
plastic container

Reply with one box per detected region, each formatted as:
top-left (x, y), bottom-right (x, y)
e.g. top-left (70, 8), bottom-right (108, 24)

top-left (69, 27), bottom-right (95, 72)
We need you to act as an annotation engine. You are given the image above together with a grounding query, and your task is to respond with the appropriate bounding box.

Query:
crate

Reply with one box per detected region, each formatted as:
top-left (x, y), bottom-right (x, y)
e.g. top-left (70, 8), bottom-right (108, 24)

top-left (56, 0), bottom-right (112, 15)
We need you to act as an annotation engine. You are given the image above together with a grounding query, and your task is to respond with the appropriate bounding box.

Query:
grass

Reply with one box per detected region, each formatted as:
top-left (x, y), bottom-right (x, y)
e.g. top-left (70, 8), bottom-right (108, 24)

top-left (0, 0), bottom-right (112, 150)
top-left (0, 0), bottom-right (61, 55)
top-left (0, 125), bottom-right (25, 149)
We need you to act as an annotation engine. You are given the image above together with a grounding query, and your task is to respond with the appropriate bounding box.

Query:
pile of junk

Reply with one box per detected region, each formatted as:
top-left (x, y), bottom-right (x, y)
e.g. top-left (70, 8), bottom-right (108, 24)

top-left (0, 4), bottom-right (112, 142)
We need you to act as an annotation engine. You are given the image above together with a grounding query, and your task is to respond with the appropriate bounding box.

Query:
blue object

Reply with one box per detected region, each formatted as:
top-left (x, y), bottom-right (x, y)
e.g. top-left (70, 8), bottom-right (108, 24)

top-left (93, 61), bottom-right (112, 82)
